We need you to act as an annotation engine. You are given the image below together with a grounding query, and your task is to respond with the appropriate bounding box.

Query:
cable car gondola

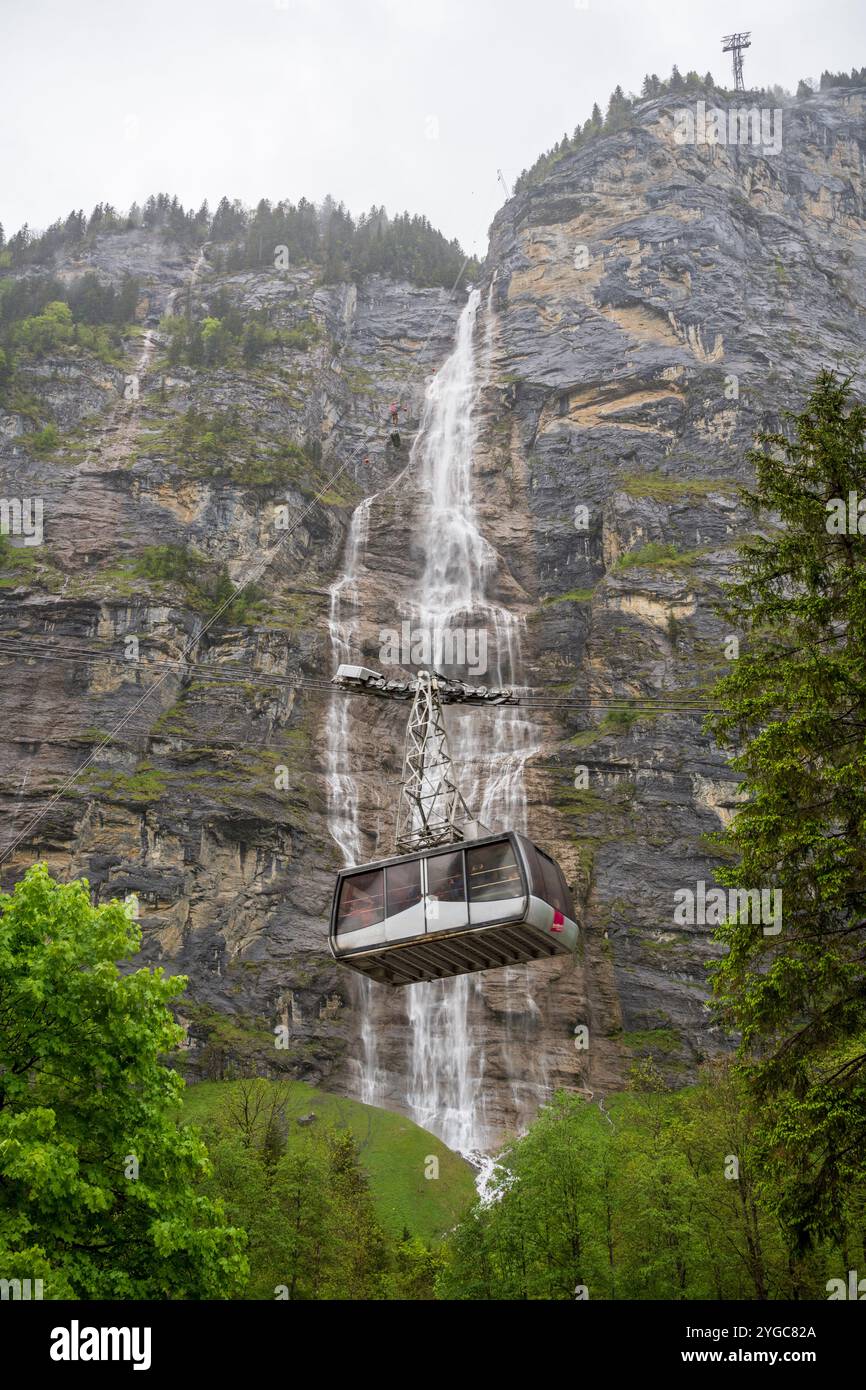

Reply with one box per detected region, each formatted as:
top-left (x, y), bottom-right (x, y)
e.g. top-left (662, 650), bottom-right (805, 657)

top-left (329, 666), bottom-right (579, 986)
top-left (329, 831), bottom-right (578, 987)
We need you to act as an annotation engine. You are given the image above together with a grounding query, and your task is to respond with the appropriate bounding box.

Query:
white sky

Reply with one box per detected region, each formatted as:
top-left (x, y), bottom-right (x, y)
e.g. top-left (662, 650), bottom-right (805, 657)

top-left (1, 0), bottom-right (863, 260)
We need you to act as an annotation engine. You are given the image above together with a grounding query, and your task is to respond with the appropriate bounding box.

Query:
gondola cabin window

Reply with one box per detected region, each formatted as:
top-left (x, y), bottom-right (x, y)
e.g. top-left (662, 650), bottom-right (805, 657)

top-left (536, 848), bottom-right (574, 920)
top-left (466, 842), bottom-right (522, 902)
top-left (385, 860), bottom-right (423, 915)
top-left (336, 868), bottom-right (385, 936)
top-left (466, 841), bottom-right (524, 928)
top-left (384, 859), bottom-right (426, 938)
top-left (426, 850), bottom-right (466, 904)
top-left (426, 849), bottom-right (468, 930)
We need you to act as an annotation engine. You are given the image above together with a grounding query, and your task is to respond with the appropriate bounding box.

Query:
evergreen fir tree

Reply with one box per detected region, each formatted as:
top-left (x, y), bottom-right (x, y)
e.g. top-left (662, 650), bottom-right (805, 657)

top-left (708, 371), bottom-right (866, 1248)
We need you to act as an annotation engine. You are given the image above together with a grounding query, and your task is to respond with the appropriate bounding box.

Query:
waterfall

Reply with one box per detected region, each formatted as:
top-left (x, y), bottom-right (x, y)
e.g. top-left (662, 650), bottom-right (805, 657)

top-left (326, 497), bottom-right (386, 1106)
top-left (326, 495), bottom-right (372, 868)
top-left (325, 285), bottom-right (545, 1155)
top-left (405, 288), bottom-right (544, 1153)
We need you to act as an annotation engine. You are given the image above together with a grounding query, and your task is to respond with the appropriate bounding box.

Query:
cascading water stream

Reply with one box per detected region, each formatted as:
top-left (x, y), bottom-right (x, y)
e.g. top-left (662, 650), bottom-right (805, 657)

top-left (326, 497), bottom-right (386, 1105)
top-left (326, 496), bottom-right (372, 868)
top-left (326, 286), bottom-right (546, 1155)
top-left (405, 288), bottom-right (543, 1154)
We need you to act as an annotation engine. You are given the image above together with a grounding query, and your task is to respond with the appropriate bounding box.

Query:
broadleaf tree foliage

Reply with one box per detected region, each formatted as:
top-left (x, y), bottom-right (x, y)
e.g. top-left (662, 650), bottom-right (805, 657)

top-left (0, 865), bottom-right (247, 1298)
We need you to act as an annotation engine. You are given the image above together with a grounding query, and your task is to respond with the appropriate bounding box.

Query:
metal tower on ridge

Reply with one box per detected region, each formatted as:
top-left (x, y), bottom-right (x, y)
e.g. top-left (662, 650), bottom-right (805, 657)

top-left (722, 31), bottom-right (751, 92)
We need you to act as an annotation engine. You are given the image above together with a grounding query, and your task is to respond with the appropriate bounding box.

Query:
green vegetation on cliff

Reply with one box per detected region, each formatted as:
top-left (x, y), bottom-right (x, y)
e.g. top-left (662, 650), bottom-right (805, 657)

top-left (0, 269), bottom-right (140, 426)
top-left (161, 298), bottom-right (320, 369)
top-left (116, 542), bottom-right (267, 624)
top-left (143, 404), bottom-right (318, 488)
top-left (2, 191), bottom-right (477, 290)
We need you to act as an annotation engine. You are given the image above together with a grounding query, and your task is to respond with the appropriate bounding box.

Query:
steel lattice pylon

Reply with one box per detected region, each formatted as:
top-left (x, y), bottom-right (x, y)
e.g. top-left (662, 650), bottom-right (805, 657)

top-left (393, 671), bottom-right (473, 853)
top-left (332, 663), bottom-right (517, 852)
top-left (722, 31), bottom-right (751, 92)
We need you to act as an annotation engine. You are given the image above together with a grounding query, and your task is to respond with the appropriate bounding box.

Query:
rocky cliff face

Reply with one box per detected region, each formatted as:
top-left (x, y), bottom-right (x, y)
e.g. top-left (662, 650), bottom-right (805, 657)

top-left (475, 83), bottom-right (866, 1118)
top-left (2, 85), bottom-right (865, 1147)
top-left (0, 239), bottom-right (461, 1085)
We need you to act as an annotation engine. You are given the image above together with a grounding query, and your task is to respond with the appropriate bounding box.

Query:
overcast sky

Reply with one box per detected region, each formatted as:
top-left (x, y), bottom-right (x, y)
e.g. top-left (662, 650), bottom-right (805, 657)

top-left (1, 0), bottom-right (863, 259)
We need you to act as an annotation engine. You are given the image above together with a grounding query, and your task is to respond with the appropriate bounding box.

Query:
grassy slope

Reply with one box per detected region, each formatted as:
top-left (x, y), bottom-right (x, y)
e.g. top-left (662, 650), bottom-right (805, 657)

top-left (181, 1079), bottom-right (477, 1243)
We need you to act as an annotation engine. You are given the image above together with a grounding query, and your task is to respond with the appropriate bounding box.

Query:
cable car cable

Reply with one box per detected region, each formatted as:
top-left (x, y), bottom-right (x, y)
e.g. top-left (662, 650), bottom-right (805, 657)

top-left (0, 638), bottom-right (728, 713)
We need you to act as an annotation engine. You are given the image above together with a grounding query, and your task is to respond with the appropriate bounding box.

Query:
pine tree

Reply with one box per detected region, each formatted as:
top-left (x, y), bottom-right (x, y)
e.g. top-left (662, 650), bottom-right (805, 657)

top-left (708, 371), bottom-right (866, 1248)
top-left (604, 85), bottom-right (631, 133)
top-left (210, 195), bottom-right (246, 242)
